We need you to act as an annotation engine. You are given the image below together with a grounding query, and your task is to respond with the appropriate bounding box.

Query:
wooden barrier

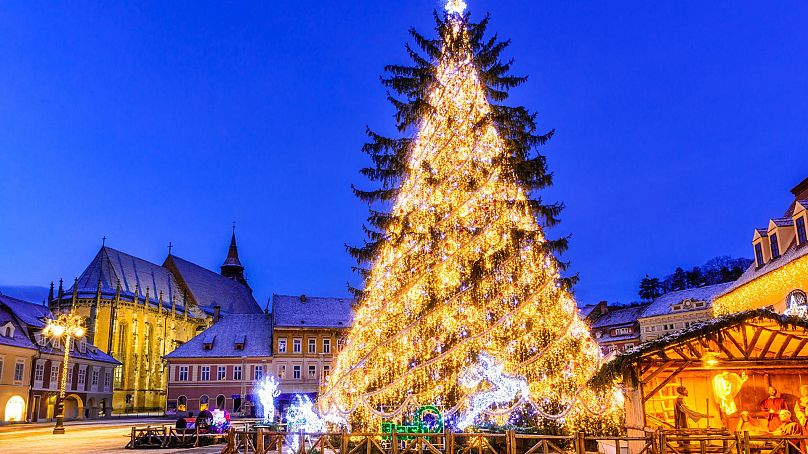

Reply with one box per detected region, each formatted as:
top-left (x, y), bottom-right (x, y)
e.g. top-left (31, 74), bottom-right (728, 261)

top-left (217, 429), bottom-right (808, 454)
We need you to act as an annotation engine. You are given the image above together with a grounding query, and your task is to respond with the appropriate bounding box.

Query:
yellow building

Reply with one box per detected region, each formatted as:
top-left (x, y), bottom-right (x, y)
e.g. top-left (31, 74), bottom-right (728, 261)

top-left (713, 177), bottom-right (808, 316)
top-left (50, 232), bottom-right (262, 411)
top-left (270, 294), bottom-right (352, 412)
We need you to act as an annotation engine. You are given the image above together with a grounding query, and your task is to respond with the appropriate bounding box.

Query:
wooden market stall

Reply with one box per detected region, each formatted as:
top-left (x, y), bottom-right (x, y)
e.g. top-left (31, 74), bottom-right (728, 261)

top-left (594, 309), bottom-right (808, 441)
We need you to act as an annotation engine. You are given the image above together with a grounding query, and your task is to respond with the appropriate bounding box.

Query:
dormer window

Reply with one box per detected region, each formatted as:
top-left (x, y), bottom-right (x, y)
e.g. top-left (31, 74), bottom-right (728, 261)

top-left (797, 217), bottom-right (807, 246)
top-left (770, 233), bottom-right (780, 259)
top-left (234, 335), bottom-right (246, 351)
top-left (1, 322), bottom-right (14, 338)
top-left (202, 335), bottom-right (216, 351)
top-left (754, 242), bottom-right (765, 267)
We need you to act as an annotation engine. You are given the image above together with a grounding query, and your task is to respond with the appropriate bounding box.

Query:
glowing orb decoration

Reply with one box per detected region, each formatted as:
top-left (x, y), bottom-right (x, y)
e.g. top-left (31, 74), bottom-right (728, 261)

top-left (255, 376), bottom-right (281, 423)
top-left (456, 353), bottom-right (530, 430)
top-left (445, 0), bottom-right (467, 15)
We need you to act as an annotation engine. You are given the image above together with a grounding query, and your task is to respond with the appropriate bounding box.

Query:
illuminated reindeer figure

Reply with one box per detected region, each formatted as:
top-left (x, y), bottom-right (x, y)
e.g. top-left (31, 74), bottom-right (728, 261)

top-left (256, 376), bottom-right (281, 424)
top-left (456, 353), bottom-right (530, 430)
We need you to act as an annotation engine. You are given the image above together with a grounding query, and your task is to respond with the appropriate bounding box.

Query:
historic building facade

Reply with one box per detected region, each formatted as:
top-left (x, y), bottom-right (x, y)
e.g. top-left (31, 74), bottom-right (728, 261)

top-left (164, 313), bottom-right (273, 417)
top-left (270, 294), bottom-right (353, 412)
top-left (637, 282), bottom-right (731, 342)
top-left (588, 303), bottom-right (648, 354)
top-left (0, 293), bottom-right (118, 423)
top-left (713, 176), bottom-right (808, 316)
top-left (50, 231), bottom-right (263, 411)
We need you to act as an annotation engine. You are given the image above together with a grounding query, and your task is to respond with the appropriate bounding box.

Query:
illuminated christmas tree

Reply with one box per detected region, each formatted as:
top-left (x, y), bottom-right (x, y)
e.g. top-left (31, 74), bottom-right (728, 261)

top-left (321, 1), bottom-right (617, 432)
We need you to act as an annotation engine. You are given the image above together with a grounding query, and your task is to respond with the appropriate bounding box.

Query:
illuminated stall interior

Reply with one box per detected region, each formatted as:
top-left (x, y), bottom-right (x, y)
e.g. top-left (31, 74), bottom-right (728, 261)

top-left (597, 310), bottom-right (808, 434)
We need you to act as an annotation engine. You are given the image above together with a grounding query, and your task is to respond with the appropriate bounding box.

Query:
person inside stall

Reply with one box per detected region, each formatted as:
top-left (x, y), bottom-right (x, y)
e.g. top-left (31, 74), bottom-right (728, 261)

top-left (761, 386), bottom-right (789, 432)
top-left (675, 386), bottom-right (711, 429)
top-left (736, 411), bottom-right (766, 435)
top-left (795, 385), bottom-right (808, 432)
top-left (771, 410), bottom-right (804, 454)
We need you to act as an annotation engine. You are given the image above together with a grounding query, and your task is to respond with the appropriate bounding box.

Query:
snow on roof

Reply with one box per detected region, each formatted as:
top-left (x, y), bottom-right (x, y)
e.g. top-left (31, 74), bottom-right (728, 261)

top-left (0, 300), bottom-right (38, 350)
top-left (164, 314), bottom-right (273, 359)
top-left (272, 294), bottom-right (354, 328)
top-left (70, 247), bottom-right (185, 309)
top-left (719, 242), bottom-right (808, 298)
top-left (592, 304), bottom-right (648, 328)
top-left (640, 282), bottom-right (732, 318)
top-left (0, 293), bottom-right (49, 328)
top-left (169, 255), bottom-right (262, 314)
top-left (771, 217), bottom-right (794, 228)
top-left (38, 342), bottom-right (121, 365)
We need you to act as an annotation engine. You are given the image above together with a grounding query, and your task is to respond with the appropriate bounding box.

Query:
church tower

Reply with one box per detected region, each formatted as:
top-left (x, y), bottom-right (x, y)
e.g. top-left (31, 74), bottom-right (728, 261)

top-left (221, 227), bottom-right (248, 287)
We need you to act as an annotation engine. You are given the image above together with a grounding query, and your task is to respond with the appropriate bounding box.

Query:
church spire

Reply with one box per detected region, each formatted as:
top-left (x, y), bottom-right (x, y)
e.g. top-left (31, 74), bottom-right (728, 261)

top-left (221, 223), bottom-right (247, 287)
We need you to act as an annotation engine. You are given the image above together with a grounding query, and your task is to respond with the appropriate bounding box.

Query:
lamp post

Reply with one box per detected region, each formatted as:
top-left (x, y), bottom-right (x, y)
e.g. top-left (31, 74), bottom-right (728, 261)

top-left (43, 312), bottom-right (85, 434)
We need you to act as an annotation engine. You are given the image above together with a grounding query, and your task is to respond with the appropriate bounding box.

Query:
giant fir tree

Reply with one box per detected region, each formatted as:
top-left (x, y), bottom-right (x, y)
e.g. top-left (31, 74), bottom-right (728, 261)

top-left (321, 1), bottom-right (618, 432)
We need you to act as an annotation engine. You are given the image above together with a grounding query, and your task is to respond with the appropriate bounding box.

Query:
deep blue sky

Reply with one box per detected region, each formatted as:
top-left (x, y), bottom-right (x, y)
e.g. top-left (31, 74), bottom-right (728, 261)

top-left (1, 1), bottom-right (806, 306)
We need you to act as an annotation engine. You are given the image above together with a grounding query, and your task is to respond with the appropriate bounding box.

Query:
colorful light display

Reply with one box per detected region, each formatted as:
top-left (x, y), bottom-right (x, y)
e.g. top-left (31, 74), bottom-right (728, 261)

top-left (320, 0), bottom-right (620, 432)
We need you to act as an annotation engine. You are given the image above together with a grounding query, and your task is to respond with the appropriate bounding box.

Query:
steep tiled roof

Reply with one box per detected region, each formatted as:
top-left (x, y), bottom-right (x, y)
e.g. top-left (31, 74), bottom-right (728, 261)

top-left (578, 304), bottom-right (599, 320)
top-left (164, 314), bottom-right (272, 359)
top-left (755, 228), bottom-right (769, 237)
top-left (0, 299), bottom-right (38, 350)
top-left (168, 255), bottom-right (262, 314)
top-left (0, 293), bottom-right (49, 328)
top-left (592, 304), bottom-right (648, 328)
top-left (70, 247), bottom-right (187, 311)
top-left (771, 218), bottom-right (794, 227)
top-left (272, 294), bottom-right (353, 328)
top-left (39, 342), bottom-right (121, 365)
top-left (640, 282), bottom-right (732, 318)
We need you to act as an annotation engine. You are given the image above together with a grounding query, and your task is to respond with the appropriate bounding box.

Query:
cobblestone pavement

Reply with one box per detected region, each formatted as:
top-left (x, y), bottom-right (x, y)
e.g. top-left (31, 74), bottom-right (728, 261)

top-left (0, 420), bottom-right (222, 454)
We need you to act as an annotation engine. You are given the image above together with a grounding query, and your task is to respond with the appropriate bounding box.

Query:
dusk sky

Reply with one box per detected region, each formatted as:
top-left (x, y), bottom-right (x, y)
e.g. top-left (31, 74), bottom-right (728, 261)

top-left (1, 1), bottom-right (806, 306)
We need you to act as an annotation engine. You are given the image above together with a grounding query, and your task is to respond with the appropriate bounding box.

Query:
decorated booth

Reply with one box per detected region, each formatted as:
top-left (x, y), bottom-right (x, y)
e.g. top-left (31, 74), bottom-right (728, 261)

top-left (596, 309), bottom-right (808, 442)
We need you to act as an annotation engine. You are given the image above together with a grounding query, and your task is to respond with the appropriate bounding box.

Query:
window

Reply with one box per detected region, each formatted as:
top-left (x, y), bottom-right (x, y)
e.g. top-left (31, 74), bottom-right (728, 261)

top-left (278, 364), bottom-right (286, 379)
top-left (293, 365), bottom-right (301, 379)
top-left (35, 363), bottom-right (44, 382)
top-left (644, 326), bottom-right (656, 332)
top-left (624, 343), bottom-right (634, 349)
top-left (104, 372), bottom-right (112, 389)
top-left (233, 366), bottom-right (242, 381)
top-left (323, 365), bottom-right (330, 378)
top-left (322, 339), bottom-right (331, 354)
top-left (179, 366), bottom-right (189, 381)
top-left (66, 365), bottom-right (73, 386)
top-left (337, 338), bottom-right (346, 351)
top-left (278, 338), bottom-right (287, 353)
top-left (92, 369), bottom-right (99, 386)
top-left (614, 327), bottom-right (631, 335)
top-left (50, 365), bottom-right (59, 387)
top-left (78, 368), bottom-right (86, 386)
top-left (308, 365), bottom-right (317, 379)
top-left (771, 233), bottom-right (780, 259)
top-left (200, 394), bottom-right (209, 411)
top-left (201, 366), bottom-right (210, 381)
top-left (114, 366), bottom-right (123, 387)
top-left (14, 362), bottom-right (24, 382)
top-left (755, 242), bottom-right (765, 267)
top-left (218, 366), bottom-right (226, 381)
top-left (293, 339), bottom-right (302, 353)
top-left (254, 365), bottom-right (263, 380)
top-left (309, 338), bottom-right (317, 353)
top-left (663, 323), bottom-right (675, 331)
top-left (797, 217), bottom-right (807, 246)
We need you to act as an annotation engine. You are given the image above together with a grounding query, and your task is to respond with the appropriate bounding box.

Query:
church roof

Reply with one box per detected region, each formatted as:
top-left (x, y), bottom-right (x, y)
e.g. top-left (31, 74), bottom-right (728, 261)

top-left (167, 255), bottom-right (262, 314)
top-left (221, 232), bottom-right (244, 269)
top-left (272, 294), bottom-right (354, 328)
top-left (164, 314), bottom-right (272, 359)
top-left (71, 247), bottom-right (187, 312)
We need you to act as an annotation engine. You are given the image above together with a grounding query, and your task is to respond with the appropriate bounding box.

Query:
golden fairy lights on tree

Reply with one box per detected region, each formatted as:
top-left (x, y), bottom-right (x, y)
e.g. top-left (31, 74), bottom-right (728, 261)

top-left (320, 1), bottom-right (620, 432)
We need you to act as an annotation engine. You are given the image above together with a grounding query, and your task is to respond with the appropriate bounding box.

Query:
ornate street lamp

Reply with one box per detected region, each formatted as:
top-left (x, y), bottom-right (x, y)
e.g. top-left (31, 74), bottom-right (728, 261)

top-left (42, 312), bottom-right (85, 434)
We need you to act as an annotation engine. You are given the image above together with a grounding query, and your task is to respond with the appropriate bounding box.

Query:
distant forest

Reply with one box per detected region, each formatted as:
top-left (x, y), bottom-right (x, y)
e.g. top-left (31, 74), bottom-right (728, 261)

top-left (638, 256), bottom-right (753, 302)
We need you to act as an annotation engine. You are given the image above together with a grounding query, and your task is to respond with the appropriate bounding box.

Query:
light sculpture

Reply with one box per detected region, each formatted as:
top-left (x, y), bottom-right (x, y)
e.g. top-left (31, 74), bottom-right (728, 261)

top-left (256, 376), bottom-right (281, 424)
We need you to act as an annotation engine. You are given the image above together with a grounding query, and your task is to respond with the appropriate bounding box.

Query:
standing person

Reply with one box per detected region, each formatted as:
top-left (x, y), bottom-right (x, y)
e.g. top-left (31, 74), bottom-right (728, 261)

top-left (794, 386), bottom-right (808, 454)
top-left (675, 386), bottom-right (710, 429)
top-left (761, 387), bottom-right (789, 431)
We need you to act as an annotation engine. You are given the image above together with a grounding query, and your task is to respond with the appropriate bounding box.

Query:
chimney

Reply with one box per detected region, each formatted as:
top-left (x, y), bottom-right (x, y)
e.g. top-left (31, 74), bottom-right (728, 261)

top-left (598, 300), bottom-right (609, 315)
top-left (213, 305), bottom-right (221, 323)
